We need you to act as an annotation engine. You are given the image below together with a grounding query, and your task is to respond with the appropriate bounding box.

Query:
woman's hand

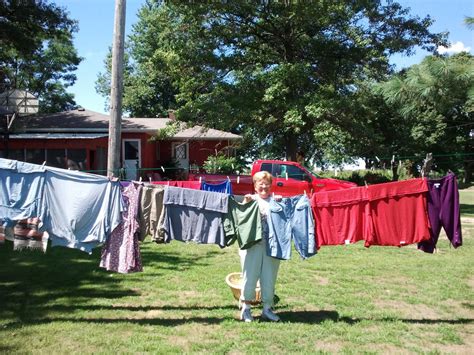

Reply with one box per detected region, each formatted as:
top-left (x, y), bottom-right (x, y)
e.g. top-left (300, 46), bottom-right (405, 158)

top-left (243, 194), bottom-right (253, 203)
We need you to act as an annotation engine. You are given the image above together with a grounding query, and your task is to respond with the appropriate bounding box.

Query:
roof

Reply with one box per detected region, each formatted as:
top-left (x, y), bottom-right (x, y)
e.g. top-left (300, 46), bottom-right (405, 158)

top-left (5, 108), bottom-right (241, 141)
top-left (8, 133), bottom-right (109, 139)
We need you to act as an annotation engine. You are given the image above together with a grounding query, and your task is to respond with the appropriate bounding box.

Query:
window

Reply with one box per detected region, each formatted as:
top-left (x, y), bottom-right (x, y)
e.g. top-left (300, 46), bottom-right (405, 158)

top-left (25, 149), bottom-right (45, 165)
top-left (66, 149), bottom-right (86, 170)
top-left (279, 164), bottom-right (307, 181)
top-left (10, 149), bottom-right (25, 161)
top-left (47, 149), bottom-right (66, 168)
top-left (260, 163), bottom-right (273, 176)
top-left (173, 143), bottom-right (187, 159)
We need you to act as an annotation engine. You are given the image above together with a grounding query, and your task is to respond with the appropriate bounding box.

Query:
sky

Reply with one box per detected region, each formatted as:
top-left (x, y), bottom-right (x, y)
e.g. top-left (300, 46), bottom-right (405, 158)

top-left (55, 0), bottom-right (474, 114)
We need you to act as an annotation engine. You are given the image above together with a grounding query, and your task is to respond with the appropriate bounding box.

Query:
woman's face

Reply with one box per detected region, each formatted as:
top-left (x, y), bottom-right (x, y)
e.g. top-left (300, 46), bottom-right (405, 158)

top-left (254, 178), bottom-right (272, 198)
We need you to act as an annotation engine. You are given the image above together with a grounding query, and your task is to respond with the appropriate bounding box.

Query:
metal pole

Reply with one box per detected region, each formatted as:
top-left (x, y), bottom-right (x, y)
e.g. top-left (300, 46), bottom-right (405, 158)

top-left (107, 0), bottom-right (126, 177)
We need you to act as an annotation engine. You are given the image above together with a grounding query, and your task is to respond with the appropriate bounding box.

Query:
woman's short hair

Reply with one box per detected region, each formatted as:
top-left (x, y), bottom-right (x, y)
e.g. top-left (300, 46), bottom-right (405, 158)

top-left (253, 170), bottom-right (273, 184)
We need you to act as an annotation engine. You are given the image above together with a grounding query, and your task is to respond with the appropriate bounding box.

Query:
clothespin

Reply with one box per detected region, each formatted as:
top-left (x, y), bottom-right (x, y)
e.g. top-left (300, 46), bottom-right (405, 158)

top-left (227, 176), bottom-right (230, 181)
top-left (272, 192), bottom-right (275, 198)
top-left (364, 180), bottom-right (368, 188)
top-left (167, 181), bottom-right (170, 186)
top-left (304, 189), bottom-right (307, 195)
top-left (161, 166), bottom-right (165, 172)
top-left (199, 176), bottom-right (202, 183)
top-left (42, 161), bottom-right (46, 167)
top-left (139, 176), bottom-right (142, 182)
top-left (285, 172), bottom-right (288, 181)
top-left (149, 176), bottom-right (152, 183)
top-left (237, 175), bottom-right (240, 184)
top-left (391, 154), bottom-right (395, 164)
top-left (375, 156), bottom-right (380, 162)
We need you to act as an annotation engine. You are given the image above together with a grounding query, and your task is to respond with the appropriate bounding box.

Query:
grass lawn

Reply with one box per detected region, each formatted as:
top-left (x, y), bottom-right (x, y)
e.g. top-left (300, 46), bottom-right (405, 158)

top-left (0, 191), bottom-right (472, 353)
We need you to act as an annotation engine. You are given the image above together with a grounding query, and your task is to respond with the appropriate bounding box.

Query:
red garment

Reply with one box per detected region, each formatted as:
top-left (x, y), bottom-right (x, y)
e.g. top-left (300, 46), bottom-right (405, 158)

top-left (311, 187), bottom-right (370, 248)
top-left (150, 180), bottom-right (202, 189)
top-left (365, 178), bottom-right (431, 247)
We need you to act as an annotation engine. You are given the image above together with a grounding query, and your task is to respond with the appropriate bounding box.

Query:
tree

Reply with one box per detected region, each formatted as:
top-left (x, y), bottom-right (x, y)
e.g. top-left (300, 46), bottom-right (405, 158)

top-left (0, 0), bottom-right (82, 113)
top-left (97, 1), bottom-right (445, 164)
top-left (378, 53), bottom-right (474, 181)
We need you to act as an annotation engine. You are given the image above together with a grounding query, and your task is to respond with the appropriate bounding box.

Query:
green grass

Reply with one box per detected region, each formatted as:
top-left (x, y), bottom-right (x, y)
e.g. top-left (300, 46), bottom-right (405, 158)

top-left (0, 197), bottom-right (473, 353)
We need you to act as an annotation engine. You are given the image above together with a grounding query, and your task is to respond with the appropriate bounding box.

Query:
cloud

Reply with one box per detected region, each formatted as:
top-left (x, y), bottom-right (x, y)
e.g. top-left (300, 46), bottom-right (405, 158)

top-left (437, 41), bottom-right (471, 54)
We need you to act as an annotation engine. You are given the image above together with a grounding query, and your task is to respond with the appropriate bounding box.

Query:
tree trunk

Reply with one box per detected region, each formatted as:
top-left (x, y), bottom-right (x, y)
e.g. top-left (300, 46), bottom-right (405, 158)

top-left (285, 133), bottom-right (298, 161)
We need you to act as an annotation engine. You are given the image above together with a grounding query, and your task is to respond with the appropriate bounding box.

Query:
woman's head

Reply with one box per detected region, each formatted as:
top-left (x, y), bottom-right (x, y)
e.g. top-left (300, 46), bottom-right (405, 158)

top-left (253, 171), bottom-right (272, 198)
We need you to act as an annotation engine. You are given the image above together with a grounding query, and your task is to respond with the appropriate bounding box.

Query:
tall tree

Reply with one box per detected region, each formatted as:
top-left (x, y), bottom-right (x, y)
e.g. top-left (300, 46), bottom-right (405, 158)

top-left (378, 53), bottom-right (474, 181)
top-left (0, 0), bottom-right (82, 113)
top-left (97, 1), bottom-right (445, 163)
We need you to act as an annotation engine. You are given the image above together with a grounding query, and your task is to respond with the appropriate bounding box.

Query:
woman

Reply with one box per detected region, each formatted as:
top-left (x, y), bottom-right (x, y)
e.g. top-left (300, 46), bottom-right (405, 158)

top-left (240, 171), bottom-right (281, 322)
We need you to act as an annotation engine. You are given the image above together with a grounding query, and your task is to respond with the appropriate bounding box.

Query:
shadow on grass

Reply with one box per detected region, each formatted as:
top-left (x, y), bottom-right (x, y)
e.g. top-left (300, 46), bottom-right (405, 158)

top-left (460, 204), bottom-right (474, 215)
top-left (277, 311), bottom-right (474, 325)
top-left (2, 316), bottom-right (224, 329)
top-left (3, 312), bottom-right (472, 329)
top-left (36, 304), bottom-right (237, 312)
top-left (0, 241), bottom-right (221, 323)
top-left (277, 310), bottom-right (356, 324)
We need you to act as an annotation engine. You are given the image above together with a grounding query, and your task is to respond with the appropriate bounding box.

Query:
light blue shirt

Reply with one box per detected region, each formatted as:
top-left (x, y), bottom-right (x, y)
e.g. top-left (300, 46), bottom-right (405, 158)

top-left (42, 166), bottom-right (124, 253)
top-left (0, 158), bottom-right (46, 226)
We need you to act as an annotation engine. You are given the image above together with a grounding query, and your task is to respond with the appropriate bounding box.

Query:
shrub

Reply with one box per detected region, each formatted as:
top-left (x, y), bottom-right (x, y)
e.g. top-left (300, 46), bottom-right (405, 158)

top-left (203, 154), bottom-right (239, 174)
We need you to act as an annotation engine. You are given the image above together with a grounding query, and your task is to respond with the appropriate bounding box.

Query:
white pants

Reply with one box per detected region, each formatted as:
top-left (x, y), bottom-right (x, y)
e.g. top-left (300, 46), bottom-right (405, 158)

top-left (239, 241), bottom-right (280, 307)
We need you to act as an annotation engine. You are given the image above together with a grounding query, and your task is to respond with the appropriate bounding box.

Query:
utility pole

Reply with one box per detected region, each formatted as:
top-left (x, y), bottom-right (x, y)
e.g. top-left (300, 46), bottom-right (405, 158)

top-left (107, 0), bottom-right (126, 177)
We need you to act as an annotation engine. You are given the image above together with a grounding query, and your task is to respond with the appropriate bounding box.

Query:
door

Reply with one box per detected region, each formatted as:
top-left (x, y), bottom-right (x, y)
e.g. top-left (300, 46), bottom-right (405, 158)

top-left (271, 162), bottom-right (312, 196)
top-left (122, 139), bottom-right (141, 180)
top-left (172, 142), bottom-right (189, 171)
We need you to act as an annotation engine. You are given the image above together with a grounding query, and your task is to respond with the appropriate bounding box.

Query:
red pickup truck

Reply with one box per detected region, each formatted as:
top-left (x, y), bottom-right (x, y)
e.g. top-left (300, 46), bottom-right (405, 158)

top-left (188, 159), bottom-right (356, 196)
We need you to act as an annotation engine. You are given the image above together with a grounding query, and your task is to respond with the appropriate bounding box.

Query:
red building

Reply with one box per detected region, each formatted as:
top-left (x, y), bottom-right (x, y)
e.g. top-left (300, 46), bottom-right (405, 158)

top-left (0, 108), bottom-right (241, 180)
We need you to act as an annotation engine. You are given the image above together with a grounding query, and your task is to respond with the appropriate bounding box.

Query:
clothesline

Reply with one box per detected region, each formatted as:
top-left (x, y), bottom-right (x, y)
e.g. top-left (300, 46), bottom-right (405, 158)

top-left (0, 158), bottom-right (463, 275)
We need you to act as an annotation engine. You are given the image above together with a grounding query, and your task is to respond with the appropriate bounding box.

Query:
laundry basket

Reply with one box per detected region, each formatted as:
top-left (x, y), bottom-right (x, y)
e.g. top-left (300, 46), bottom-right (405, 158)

top-left (225, 272), bottom-right (261, 306)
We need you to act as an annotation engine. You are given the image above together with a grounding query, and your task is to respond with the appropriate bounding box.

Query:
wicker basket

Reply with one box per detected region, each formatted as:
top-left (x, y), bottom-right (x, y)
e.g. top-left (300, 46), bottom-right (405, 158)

top-left (225, 272), bottom-right (261, 305)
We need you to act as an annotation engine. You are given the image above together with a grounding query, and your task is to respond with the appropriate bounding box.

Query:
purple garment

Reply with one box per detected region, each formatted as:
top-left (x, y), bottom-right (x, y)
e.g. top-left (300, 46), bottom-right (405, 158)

top-left (100, 183), bottom-right (143, 273)
top-left (418, 173), bottom-right (462, 253)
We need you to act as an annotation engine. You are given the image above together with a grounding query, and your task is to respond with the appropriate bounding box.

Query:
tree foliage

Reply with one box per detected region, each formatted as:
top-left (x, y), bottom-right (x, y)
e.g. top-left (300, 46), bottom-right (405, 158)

top-left (0, 0), bottom-right (82, 113)
top-left (97, 0), bottom-right (445, 164)
top-left (378, 53), bottom-right (474, 179)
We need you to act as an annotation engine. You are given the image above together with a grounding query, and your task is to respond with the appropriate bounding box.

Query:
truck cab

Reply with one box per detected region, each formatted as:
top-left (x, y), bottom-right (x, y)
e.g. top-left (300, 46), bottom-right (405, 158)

top-left (252, 159), bottom-right (356, 196)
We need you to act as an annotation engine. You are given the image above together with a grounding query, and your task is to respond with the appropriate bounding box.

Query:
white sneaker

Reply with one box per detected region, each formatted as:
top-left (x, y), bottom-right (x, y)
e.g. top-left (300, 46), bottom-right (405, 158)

top-left (240, 307), bottom-right (254, 323)
top-left (261, 308), bottom-right (280, 322)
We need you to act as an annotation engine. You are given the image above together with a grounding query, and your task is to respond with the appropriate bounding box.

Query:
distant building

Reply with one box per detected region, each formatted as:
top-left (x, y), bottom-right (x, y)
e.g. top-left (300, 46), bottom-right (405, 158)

top-left (0, 108), bottom-right (241, 180)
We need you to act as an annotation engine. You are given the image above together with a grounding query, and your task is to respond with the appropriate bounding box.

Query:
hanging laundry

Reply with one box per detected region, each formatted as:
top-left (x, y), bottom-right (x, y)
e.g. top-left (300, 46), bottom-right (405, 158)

top-left (137, 184), bottom-right (165, 243)
top-left (100, 183), bottom-right (143, 273)
top-left (0, 222), bottom-right (5, 244)
top-left (41, 166), bottom-right (124, 254)
top-left (0, 158), bottom-right (46, 226)
top-left (160, 186), bottom-right (228, 247)
top-left (266, 195), bottom-right (316, 260)
top-left (365, 178), bottom-right (431, 247)
top-left (12, 217), bottom-right (49, 252)
top-left (224, 197), bottom-right (262, 249)
top-left (120, 181), bottom-right (131, 188)
top-left (311, 186), bottom-right (370, 248)
top-left (418, 173), bottom-right (463, 253)
top-left (151, 180), bottom-right (202, 189)
top-left (202, 179), bottom-right (233, 194)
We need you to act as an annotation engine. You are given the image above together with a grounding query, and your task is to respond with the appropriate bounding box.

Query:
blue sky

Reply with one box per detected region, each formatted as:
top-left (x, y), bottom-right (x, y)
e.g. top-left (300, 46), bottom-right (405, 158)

top-left (56, 0), bottom-right (474, 114)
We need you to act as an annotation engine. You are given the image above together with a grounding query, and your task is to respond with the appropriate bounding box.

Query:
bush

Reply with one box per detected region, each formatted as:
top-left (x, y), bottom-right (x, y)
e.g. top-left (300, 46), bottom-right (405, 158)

top-left (203, 154), bottom-right (240, 174)
top-left (318, 169), bottom-right (393, 186)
